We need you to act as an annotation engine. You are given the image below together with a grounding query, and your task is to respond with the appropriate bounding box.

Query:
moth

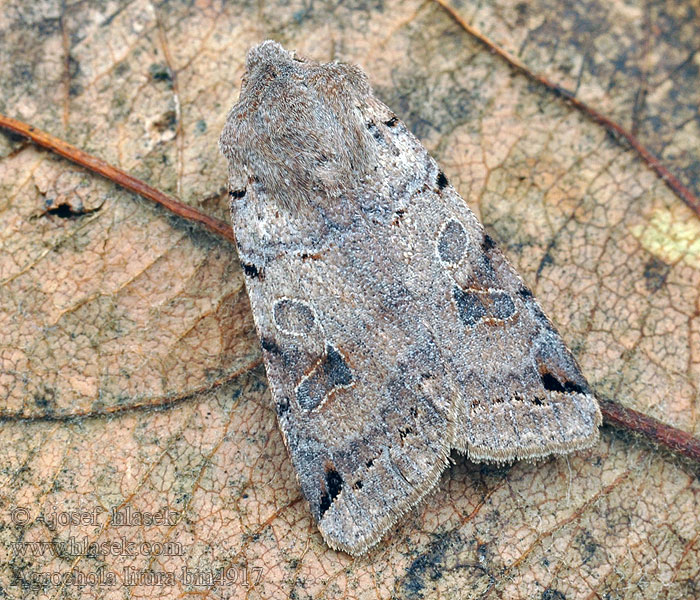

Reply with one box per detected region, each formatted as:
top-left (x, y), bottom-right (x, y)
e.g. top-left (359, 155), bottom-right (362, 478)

top-left (219, 41), bottom-right (601, 555)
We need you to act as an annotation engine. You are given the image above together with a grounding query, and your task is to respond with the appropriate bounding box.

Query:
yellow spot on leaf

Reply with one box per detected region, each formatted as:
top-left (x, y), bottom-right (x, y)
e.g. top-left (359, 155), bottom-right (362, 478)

top-left (630, 208), bottom-right (700, 269)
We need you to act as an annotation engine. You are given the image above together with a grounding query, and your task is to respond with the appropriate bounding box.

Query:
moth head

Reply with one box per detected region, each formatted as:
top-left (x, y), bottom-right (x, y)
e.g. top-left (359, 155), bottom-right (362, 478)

top-left (241, 40), bottom-right (302, 84)
top-left (219, 40), bottom-right (376, 212)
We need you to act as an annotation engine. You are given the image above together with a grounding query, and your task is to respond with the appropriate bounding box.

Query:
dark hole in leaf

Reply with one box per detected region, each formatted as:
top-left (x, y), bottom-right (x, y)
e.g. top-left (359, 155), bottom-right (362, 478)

top-left (45, 203), bottom-right (97, 219)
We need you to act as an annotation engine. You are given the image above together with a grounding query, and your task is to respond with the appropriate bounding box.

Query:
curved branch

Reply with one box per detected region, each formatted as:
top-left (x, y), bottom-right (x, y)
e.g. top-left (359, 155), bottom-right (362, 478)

top-left (598, 397), bottom-right (700, 463)
top-left (0, 114), bottom-right (235, 244)
top-left (433, 0), bottom-right (700, 219)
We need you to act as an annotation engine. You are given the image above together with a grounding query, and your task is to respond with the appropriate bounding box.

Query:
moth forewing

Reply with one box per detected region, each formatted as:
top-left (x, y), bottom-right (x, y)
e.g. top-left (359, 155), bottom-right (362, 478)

top-left (219, 40), bottom-right (601, 555)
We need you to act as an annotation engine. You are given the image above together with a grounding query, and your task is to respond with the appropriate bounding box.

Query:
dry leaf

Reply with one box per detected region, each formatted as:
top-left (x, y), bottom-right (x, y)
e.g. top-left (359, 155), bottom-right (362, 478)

top-left (0, 1), bottom-right (698, 598)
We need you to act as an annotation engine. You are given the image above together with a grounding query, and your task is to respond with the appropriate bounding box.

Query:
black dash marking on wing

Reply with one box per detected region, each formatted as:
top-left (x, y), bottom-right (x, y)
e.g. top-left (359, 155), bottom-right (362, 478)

top-left (540, 372), bottom-right (588, 395)
top-left (367, 120), bottom-right (385, 143)
top-left (260, 337), bottom-right (281, 354)
top-left (392, 208), bottom-right (407, 226)
top-left (276, 397), bottom-right (290, 416)
top-left (319, 468), bottom-right (343, 518)
top-left (241, 261), bottom-right (263, 279)
top-left (482, 233), bottom-right (496, 252)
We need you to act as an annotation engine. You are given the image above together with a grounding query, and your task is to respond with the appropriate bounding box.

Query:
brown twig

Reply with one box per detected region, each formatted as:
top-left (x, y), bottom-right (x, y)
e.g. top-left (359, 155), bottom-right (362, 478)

top-left (598, 398), bottom-right (700, 464)
top-left (2, 116), bottom-right (700, 465)
top-left (0, 114), bottom-right (235, 244)
top-left (434, 0), bottom-right (700, 219)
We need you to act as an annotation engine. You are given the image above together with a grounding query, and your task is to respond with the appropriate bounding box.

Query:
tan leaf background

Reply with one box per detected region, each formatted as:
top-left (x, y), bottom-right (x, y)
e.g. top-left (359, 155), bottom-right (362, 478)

top-left (0, 1), bottom-right (698, 598)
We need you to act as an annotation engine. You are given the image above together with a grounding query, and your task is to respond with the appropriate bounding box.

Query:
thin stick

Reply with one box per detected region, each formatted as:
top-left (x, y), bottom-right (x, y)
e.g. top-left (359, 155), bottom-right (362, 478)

top-left (0, 114), bottom-right (235, 244)
top-left (434, 0), bottom-right (700, 219)
top-left (598, 398), bottom-right (700, 464)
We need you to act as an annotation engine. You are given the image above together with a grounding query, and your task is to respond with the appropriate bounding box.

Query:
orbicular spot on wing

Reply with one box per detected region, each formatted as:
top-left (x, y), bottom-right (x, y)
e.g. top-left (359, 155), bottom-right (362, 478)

top-left (437, 219), bottom-right (468, 264)
top-left (273, 298), bottom-right (316, 336)
top-left (296, 344), bottom-right (353, 411)
top-left (453, 286), bottom-right (517, 328)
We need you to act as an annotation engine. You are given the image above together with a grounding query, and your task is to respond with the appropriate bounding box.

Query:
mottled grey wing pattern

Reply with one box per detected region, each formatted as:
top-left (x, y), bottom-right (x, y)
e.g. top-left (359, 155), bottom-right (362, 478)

top-left (219, 41), bottom-right (601, 555)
